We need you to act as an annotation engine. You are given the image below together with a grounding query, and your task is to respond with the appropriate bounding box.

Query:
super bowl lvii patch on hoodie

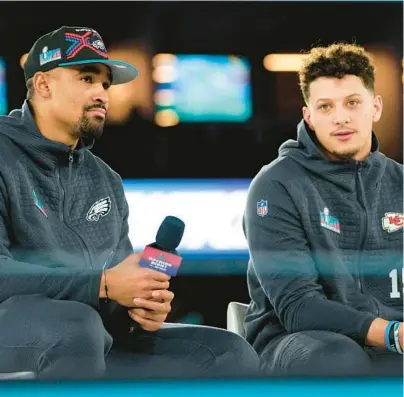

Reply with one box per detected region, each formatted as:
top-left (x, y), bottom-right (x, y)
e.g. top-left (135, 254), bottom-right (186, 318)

top-left (32, 190), bottom-right (48, 218)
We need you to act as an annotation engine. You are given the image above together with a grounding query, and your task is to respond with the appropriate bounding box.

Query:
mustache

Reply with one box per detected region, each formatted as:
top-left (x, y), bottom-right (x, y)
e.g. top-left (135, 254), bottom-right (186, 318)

top-left (85, 104), bottom-right (107, 112)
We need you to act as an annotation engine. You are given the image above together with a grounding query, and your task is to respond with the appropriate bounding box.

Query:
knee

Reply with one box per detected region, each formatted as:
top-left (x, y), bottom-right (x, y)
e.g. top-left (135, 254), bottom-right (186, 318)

top-left (276, 331), bottom-right (371, 376)
top-left (200, 328), bottom-right (260, 374)
top-left (14, 296), bottom-right (113, 358)
top-left (314, 333), bottom-right (371, 373)
top-left (0, 296), bottom-right (112, 377)
top-left (59, 300), bottom-right (104, 332)
top-left (49, 300), bottom-right (112, 355)
top-left (37, 300), bottom-right (112, 378)
top-left (221, 331), bottom-right (259, 362)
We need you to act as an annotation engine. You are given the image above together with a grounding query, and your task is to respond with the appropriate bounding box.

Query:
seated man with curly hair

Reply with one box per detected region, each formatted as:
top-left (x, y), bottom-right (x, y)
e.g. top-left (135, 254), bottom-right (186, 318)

top-left (243, 43), bottom-right (403, 376)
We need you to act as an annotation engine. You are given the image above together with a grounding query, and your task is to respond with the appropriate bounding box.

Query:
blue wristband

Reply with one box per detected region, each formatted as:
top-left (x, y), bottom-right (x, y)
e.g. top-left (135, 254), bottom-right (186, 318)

top-left (393, 322), bottom-right (403, 354)
top-left (385, 321), bottom-right (397, 352)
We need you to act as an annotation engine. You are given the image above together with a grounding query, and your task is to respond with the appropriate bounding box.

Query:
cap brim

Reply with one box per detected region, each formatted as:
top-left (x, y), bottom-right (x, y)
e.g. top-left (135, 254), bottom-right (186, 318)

top-left (58, 59), bottom-right (139, 85)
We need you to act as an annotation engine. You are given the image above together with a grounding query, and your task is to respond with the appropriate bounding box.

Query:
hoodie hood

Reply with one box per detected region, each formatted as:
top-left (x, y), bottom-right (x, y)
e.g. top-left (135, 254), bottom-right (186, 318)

top-left (0, 100), bottom-right (94, 172)
top-left (278, 119), bottom-right (387, 192)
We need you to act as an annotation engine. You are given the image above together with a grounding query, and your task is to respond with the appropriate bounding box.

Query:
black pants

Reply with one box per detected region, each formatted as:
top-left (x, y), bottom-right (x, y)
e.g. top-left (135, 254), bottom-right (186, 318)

top-left (260, 330), bottom-right (403, 377)
top-left (0, 295), bottom-right (260, 379)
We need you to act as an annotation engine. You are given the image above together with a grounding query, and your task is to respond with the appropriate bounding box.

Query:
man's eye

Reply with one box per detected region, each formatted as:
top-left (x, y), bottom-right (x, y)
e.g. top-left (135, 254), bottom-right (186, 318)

top-left (82, 76), bottom-right (93, 83)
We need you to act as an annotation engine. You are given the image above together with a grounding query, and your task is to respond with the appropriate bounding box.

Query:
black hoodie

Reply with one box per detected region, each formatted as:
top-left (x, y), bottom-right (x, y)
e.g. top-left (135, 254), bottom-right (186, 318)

top-left (0, 101), bottom-right (133, 307)
top-left (244, 120), bottom-right (403, 354)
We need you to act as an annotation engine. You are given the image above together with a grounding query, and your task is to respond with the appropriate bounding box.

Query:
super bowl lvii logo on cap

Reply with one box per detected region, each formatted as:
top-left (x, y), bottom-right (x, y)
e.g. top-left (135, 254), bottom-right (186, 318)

top-left (39, 46), bottom-right (62, 66)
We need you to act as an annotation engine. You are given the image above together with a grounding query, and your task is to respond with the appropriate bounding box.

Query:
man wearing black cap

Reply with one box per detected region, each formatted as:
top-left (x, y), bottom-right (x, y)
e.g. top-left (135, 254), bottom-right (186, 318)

top-left (0, 27), bottom-right (259, 379)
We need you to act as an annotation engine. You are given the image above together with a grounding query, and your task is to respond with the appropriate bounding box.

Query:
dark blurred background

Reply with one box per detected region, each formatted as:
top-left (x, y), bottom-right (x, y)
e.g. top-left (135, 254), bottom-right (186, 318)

top-left (0, 1), bottom-right (402, 328)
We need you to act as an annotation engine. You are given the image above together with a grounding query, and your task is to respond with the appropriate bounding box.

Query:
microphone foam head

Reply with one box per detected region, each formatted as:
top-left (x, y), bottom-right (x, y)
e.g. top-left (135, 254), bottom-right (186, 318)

top-left (155, 216), bottom-right (185, 252)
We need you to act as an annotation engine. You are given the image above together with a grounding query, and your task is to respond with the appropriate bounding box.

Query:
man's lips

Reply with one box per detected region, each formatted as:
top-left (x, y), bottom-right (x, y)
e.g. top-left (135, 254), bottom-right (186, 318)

top-left (87, 108), bottom-right (106, 117)
top-left (333, 130), bottom-right (355, 141)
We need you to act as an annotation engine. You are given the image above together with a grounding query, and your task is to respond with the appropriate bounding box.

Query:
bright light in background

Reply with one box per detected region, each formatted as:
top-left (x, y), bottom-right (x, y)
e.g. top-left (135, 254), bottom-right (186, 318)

top-left (102, 41), bottom-right (154, 123)
top-left (402, 58), bottom-right (404, 84)
top-left (152, 65), bottom-right (178, 83)
top-left (152, 53), bottom-right (177, 68)
top-left (20, 53), bottom-right (28, 69)
top-left (263, 53), bottom-right (308, 72)
top-left (153, 54), bottom-right (252, 123)
top-left (154, 109), bottom-right (179, 127)
top-left (0, 57), bottom-right (7, 115)
top-left (123, 179), bottom-right (250, 254)
top-left (152, 53), bottom-right (178, 84)
top-left (154, 89), bottom-right (175, 106)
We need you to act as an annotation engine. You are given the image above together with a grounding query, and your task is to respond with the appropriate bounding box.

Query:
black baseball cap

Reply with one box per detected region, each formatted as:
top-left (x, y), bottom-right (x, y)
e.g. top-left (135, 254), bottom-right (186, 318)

top-left (24, 26), bottom-right (139, 85)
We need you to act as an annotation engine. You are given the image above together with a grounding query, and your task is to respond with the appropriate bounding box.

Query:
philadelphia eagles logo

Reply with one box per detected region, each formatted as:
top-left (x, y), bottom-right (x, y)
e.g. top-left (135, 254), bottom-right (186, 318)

top-left (86, 197), bottom-right (111, 222)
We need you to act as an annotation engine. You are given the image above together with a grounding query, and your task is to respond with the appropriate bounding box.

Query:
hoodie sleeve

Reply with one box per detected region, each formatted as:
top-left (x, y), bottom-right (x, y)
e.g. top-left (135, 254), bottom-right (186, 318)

top-left (96, 194), bottom-right (135, 323)
top-left (110, 191), bottom-right (135, 267)
top-left (0, 173), bottom-right (103, 307)
top-left (244, 172), bottom-right (377, 345)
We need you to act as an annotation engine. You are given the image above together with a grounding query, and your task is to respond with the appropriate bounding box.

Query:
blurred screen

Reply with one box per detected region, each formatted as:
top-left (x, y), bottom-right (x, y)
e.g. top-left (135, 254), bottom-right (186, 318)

top-left (154, 54), bottom-right (252, 123)
top-left (123, 179), bottom-right (250, 257)
top-left (0, 57), bottom-right (7, 115)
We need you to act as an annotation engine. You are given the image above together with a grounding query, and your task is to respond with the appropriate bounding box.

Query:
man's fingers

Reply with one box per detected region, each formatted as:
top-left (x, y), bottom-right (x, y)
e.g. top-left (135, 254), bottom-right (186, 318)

top-left (132, 298), bottom-right (171, 314)
top-left (131, 289), bottom-right (174, 303)
top-left (144, 269), bottom-right (171, 282)
top-left (146, 280), bottom-right (170, 291)
top-left (129, 311), bottom-right (164, 332)
top-left (151, 289), bottom-right (174, 302)
top-left (129, 308), bottom-right (167, 322)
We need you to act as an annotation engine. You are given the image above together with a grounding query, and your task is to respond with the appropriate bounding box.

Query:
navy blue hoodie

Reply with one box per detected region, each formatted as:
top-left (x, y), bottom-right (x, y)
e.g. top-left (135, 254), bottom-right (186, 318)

top-left (244, 120), bottom-right (403, 353)
top-left (0, 101), bottom-right (133, 307)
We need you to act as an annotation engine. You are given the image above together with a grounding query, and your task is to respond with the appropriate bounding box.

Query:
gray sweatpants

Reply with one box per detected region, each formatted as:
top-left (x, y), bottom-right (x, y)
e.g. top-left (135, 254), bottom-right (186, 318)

top-left (259, 330), bottom-right (403, 377)
top-left (0, 295), bottom-right (259, 379)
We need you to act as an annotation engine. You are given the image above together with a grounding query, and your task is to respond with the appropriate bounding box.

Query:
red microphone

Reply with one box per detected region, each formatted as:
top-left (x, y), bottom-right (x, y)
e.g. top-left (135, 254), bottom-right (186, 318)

top-left (139, 216), bottom-right (185, 277)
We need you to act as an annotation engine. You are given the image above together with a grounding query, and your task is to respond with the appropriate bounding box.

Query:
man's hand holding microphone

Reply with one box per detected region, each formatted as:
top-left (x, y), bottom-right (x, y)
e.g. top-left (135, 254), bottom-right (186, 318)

top-left (99, 216), bottom-right (184, 332)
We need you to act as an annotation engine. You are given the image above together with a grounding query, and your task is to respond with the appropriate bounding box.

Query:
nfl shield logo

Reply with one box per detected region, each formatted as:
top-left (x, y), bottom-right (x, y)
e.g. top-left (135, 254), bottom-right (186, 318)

top-left (257, 200), bottom-right (268, 217)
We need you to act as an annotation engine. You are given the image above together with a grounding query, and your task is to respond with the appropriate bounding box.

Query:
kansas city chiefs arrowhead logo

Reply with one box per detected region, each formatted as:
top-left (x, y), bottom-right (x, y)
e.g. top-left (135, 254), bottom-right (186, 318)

top-left (86, 197), bottom-right (111, 222)
top-left (382, 212), bottom-right (404, 233)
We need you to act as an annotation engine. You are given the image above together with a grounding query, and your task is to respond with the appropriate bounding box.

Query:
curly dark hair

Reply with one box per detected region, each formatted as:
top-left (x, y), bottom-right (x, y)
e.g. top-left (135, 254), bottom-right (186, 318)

top-left (298, 43), bottom-right (375, 103)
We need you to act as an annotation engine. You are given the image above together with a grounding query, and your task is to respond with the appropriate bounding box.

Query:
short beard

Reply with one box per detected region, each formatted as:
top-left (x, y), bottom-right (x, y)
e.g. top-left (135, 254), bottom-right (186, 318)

top-left (72, 109), bottom-right (105, 141)
top-left (327, 148), bottom-right (360, 161)
top-left (311, 131), bottom-right (360, 162)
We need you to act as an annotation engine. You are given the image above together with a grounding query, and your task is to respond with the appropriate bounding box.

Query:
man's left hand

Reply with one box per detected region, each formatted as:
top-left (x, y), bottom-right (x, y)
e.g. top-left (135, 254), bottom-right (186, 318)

top-left (128, 290), bottom-right (174, 332)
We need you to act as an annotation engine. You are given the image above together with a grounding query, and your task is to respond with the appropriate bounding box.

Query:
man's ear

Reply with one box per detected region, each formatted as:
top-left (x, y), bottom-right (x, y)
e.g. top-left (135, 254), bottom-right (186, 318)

top-left (33, 72), bottom-right (52, 99)
top-left (372, 94), bottom-right (383, 123)
top-left (302, 106), bottom-right (314, 129)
